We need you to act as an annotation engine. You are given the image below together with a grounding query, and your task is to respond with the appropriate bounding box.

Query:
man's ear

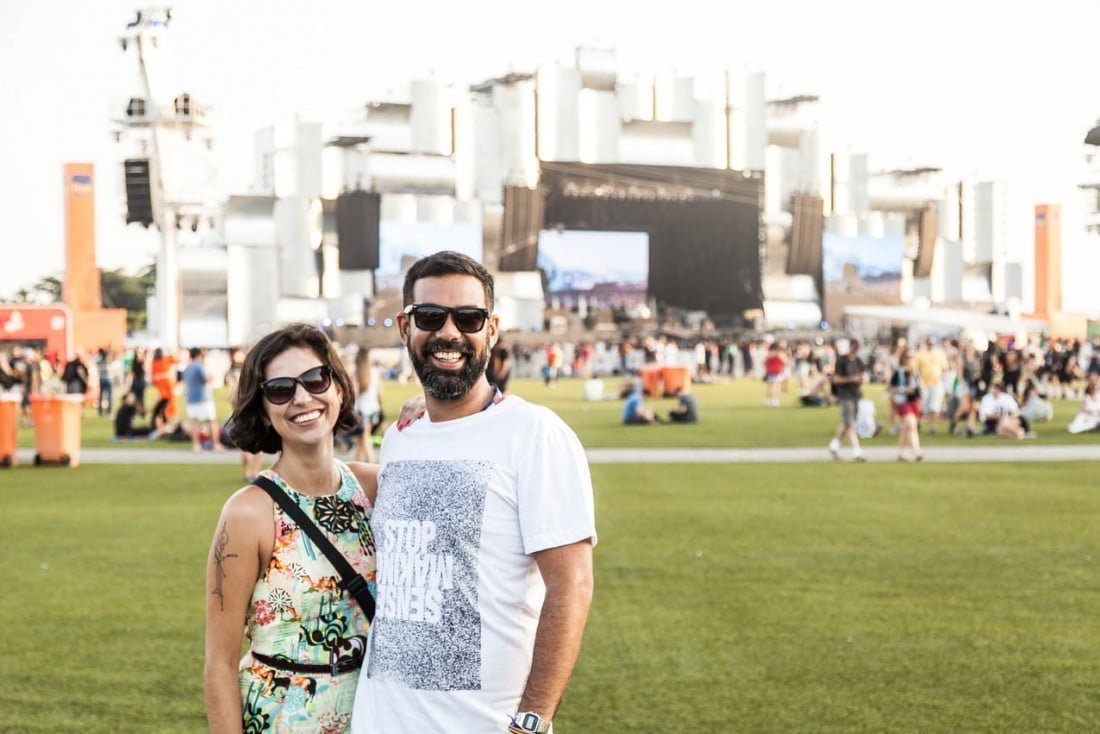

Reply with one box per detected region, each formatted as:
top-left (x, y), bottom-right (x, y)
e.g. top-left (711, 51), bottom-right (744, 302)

top-left (487, 313), bottom-right (500, 350)
top-left (397, 312), bottom-right (410, 343)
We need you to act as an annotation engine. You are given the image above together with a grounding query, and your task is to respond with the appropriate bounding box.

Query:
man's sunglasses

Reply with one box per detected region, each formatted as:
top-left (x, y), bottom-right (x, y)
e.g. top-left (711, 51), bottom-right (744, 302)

top-left (260, 365), bottom-right (333, 405)
top-left (403, 304), bottom-right (490, 334)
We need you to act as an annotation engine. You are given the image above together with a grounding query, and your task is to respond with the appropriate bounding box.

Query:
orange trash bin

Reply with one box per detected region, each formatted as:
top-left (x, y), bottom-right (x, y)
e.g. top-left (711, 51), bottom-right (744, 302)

top-left (639, 366), bottom-right (663, 397)
top-left (661, 366), bottom-right (690, 396)
top-left (0, 395), bottom-right (18, 467)
top-left (30, 395), bottom-right (83, 467)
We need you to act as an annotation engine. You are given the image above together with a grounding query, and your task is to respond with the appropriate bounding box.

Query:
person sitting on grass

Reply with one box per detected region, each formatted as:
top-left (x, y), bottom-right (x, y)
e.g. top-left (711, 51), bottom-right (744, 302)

top-left (978, 382), bottom-right (1031, 439)
top-left (1067, 377), bottom-right (1100, 434)
top-left (668, 385), bottom-right (698, 423)
top-left (1019, 378), bottom-right (1054, 426)
top-left (623, 385), bottom-right (660, 424)
top-left (114, 392), bottom-right (171, 440)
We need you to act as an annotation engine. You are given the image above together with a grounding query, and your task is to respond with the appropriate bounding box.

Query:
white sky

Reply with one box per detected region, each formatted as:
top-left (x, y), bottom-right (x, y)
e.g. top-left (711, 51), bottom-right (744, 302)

top-left (2, 0), bottom-right (1098, 303)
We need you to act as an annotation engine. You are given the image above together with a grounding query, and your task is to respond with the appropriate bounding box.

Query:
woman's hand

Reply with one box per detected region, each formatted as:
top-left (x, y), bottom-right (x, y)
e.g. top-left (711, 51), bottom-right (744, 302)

top-left (396, 394), bottom-right (426, 430)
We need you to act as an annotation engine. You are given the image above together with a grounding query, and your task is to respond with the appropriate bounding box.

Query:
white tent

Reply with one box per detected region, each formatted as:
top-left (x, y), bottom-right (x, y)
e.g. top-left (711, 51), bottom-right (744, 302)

top-left (843, 304), bottom-right (1046, 341)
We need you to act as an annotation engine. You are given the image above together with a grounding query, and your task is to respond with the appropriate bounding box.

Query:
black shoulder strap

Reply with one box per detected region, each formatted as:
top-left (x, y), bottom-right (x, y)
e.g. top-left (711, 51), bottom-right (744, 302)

top-left (252, 475), bottom-right (376, 623)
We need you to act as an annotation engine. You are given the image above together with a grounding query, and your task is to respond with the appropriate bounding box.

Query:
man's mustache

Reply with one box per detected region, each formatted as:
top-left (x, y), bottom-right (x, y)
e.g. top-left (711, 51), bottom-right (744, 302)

top-left (421, 339), bottom-right (474, 357)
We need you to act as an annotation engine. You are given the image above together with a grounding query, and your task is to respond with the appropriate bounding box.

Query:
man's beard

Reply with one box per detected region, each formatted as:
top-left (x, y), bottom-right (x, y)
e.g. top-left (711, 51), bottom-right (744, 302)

top-left (408, 337), bottom-right (489, 400)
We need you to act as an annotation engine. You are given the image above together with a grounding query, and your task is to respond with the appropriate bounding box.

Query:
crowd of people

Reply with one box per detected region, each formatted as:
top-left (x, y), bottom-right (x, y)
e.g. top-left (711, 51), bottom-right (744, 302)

top-left (0, 341), bottom-right (396, 482)
top-left (5, 332), bottom-right (1098, 451)
top-left (485, 333), bottom-right (1100, 446)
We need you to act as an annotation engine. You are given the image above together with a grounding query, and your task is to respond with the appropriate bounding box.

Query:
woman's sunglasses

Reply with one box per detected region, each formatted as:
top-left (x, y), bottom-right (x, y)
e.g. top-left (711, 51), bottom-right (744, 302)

top-left (260, 365), bottom-right (333, 405)
top-left (403, 304), bottom-right (490, 334)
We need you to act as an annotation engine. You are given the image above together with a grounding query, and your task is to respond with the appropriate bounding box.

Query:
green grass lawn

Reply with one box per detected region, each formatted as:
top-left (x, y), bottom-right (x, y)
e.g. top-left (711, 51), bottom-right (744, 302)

top-left (18, 378), bottom-right (1099, 451)
top-left (2, 462), bottom-right (1098, 732)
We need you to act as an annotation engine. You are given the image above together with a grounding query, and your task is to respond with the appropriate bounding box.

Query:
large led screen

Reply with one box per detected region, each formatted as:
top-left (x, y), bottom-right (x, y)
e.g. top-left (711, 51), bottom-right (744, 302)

top-left (537, 229), bottom-right (649, 308)
top-left (376, 221), bottom-right (482, 291)
top-left (822, 232), bottom-right (903, 325)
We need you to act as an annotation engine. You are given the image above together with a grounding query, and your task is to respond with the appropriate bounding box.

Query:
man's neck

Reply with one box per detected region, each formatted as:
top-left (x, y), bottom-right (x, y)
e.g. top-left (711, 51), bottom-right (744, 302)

top-left (425, 378), bottom-right (496, 422)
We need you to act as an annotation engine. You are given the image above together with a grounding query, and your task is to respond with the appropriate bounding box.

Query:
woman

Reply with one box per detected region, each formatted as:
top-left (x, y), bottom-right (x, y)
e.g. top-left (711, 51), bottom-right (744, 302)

top-left (351, 347), bottom-right (383, 463)
top-left (204, 324), bottom-right (383, 733)
top-left (889, 348), bottom-right (923, 461)
top-left (1067, 377), bottom-right (1100, 434)
top-left (1019, 378), bottom-right (1054, 426)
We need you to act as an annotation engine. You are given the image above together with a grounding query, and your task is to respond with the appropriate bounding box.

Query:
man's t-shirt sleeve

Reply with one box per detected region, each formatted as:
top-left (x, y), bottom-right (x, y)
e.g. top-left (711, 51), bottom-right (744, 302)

top-left (516, 410), bottom-right (597, 555)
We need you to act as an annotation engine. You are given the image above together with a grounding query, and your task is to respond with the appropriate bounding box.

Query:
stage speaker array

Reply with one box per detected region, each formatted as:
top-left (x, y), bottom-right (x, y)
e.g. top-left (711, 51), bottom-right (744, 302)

top-left (336, 191), bottom-right (381, 270)
top-left (499, 186), bottom-right (543, 271)
top-left (787, 194), bottom-right (824, 276)
top-left (123, 158), bottom-right (154, 227)
top-left (913, 204), bottom-right (938, 278)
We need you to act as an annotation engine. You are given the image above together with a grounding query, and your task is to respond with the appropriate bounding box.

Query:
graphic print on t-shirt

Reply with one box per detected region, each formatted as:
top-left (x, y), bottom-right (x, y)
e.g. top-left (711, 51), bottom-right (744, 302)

top-left (368, 459), bottom-right (489, 691)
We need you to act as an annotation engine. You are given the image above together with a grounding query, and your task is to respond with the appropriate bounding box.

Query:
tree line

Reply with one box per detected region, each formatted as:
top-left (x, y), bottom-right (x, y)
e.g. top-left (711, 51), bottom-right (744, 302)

top-left (2, 264), bottom-right (156, 332)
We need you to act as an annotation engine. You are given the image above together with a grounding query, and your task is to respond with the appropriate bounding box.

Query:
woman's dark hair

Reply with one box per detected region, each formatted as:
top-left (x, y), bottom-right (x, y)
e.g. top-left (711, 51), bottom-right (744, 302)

top-left (229, 323), bottom-right (358, 454)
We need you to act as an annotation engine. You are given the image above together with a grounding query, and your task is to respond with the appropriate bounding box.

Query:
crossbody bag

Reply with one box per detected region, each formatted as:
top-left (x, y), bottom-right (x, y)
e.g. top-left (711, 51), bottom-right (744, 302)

top-left (252, 475), bottom-right (376, 623)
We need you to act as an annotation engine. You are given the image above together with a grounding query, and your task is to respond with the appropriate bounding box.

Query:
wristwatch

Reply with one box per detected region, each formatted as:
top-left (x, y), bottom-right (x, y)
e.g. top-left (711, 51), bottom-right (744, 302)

top-left (510, 711), bottom-right (551, 733)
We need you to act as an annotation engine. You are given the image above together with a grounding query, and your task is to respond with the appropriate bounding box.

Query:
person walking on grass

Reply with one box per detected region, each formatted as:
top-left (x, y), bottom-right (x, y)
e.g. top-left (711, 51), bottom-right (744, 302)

top-left (763, 342), bottom-right (786, 407)
top-left (828, 338), bottom-right (867, 462)
top-left (182, 347), bottom-right (223, 453)
top-left (889, 348), bottom-right (924, 462)
top-left (914, 337), bottom-right (948, 434)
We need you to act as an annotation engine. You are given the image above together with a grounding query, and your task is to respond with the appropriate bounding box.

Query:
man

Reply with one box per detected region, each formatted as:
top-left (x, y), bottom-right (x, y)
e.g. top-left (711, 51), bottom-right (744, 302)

top-left (181, 347), bottom-right (220, 453)
top-left (623, 383), bottom-right (659, 424)
top-left (61, 352), bottom-right (89, 397)
top-left (668, 383), bottom-right (698, 423)
top-left (352, 251), bottom-right (596, 734)
top-left (978, 382), bottom-right (1030, 439)
top-left (828, 338), bottom-right (867, 462)
top-left (914, 337), bottom-right (948, 434)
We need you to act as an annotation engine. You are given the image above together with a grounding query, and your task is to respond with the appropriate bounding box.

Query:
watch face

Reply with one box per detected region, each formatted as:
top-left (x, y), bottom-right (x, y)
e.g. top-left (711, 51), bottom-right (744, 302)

top-left (513, 712), bottom-right (549, 733)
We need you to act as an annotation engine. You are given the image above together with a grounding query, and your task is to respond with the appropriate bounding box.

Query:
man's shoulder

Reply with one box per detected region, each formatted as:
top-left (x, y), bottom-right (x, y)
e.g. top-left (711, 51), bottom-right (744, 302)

top-left (495, 397), bottom-right (580, 444)
top-left (497, 395), bottom-right (566, 426)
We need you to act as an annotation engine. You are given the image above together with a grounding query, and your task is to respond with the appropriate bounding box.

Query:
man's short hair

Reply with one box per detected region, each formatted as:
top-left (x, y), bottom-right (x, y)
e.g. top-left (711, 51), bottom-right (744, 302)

top-left (848, 338), bottom-right (861, 351)
top-left (403, 250), bottom-right (494, 310)
top-left (189, 347), bottom-right (202, 359)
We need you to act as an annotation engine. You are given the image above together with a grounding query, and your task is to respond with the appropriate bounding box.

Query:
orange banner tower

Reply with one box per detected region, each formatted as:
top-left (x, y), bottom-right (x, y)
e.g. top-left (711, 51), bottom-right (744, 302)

top-left (1033, 204), bottom-right (1061, 320)
top-left (63, 163), bottom-right (127, 357)
top-left (1034, 204), bottom-right (1086, 340)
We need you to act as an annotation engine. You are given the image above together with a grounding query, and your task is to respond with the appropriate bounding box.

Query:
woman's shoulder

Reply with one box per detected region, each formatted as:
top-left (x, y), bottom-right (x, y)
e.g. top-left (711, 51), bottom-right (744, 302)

top-left (220, 483), bottom-right (275, 524)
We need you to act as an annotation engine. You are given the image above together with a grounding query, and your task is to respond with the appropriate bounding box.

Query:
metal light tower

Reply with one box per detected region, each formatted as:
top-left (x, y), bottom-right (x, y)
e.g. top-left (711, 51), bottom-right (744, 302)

top-left (115, 7), bottom-right (210, 350)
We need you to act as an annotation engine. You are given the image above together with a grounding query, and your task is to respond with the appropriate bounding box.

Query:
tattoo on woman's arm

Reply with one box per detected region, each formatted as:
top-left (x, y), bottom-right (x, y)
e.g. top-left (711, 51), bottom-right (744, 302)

top-left (212, 522), bottom-right (239, 612)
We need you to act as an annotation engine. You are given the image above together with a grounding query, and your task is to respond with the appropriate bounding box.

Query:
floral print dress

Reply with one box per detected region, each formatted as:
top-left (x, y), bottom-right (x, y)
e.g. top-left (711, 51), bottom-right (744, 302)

top-left (238, 461), bottom-right (375, 734)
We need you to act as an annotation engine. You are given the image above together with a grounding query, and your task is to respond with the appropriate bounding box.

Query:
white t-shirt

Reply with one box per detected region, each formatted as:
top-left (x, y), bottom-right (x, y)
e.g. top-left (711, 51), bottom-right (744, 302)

top-left (351, 395), bottom-right (596, 733)
top-left (979, 392), bottom-right (1019, 422)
